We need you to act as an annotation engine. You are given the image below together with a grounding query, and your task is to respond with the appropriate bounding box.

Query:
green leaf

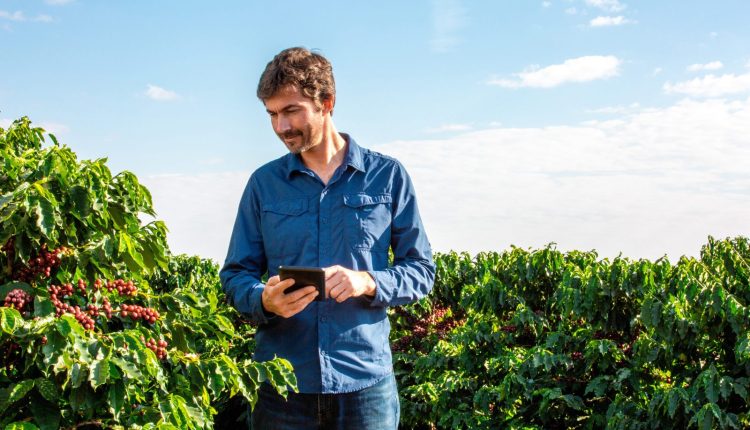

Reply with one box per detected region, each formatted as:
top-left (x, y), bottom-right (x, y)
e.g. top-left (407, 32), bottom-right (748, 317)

top-left (159, 394), bottom-right (191, 429)
top-left (111, 356), bottom-right (144, 380)
top-left (8, 380), bottom-right (35, 404)
top-left (32, 295), bottom-right (54, 318)
top-left (70, 363), bottom-right (85, 389)
top-left (211, 315), bottom-right (235, 336)
top-left (1, 306), bottom-right (24, 334)
top-left (69, 185), bottom-right (91, 218)
top-left (28, 397), bottom-right (61, 430)
top-left (32, 197), bottom-right (57, 239)
top-left (89, 358), bottom-right (110, 389)
top-left (4, 422), bottom-right (41, 430)
top-left (733, 382), bottom-right (748, 401)
top-left (34, 378), bottom-right (58, 403)
top-left (585, 376), bottom-right (610, 397)
top-left (108, 379), bottom-right (125, 421)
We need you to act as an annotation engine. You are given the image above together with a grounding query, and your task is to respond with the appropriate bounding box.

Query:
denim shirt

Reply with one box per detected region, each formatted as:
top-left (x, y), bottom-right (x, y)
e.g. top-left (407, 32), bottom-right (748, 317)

top-left (220, 134), bottom-right (435, 394)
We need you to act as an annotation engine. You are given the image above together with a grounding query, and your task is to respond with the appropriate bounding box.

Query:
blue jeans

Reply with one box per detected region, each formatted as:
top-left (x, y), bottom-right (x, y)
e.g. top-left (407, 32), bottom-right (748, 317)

top-left (251, 373), bottom-right (400, 430)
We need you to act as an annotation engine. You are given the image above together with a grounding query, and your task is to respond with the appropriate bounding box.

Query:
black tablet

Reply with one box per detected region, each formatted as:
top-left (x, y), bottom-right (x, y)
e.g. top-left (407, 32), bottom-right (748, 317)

top-left (278, 266), bottom-right (326, 301)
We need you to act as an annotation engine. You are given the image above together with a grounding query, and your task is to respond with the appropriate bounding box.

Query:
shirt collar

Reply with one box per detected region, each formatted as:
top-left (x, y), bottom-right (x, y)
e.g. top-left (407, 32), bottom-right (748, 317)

top-left (286, 133), bottom-right (366, 178)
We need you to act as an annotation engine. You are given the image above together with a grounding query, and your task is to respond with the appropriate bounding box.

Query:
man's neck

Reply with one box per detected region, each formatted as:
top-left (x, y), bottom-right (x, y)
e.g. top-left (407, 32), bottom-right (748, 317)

top-left (300, 123), bottom-right (347, 184)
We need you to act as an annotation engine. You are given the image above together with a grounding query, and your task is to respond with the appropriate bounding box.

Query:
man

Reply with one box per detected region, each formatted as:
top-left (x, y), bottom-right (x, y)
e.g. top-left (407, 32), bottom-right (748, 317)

top-left (220, 47), bottom-right (435, 429)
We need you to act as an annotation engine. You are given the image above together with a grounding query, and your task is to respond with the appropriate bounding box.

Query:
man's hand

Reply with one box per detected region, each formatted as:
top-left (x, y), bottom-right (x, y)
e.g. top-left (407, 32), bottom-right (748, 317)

top-left (324, 266), bottom-right (376, 303)
top-left (261, 275), bottom-right (318, 318)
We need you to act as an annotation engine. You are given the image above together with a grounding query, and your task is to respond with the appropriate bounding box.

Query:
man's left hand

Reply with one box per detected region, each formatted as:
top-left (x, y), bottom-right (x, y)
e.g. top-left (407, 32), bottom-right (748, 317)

top-left (324, 266), bottom-right (376, 303)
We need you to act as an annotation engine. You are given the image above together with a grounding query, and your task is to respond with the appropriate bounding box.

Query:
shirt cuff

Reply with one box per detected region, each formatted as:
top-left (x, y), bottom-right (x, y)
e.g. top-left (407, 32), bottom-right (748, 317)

top-left (367, 270), bottom-right (395, 307)
top-left (248, 284), bottom-right (276, 325)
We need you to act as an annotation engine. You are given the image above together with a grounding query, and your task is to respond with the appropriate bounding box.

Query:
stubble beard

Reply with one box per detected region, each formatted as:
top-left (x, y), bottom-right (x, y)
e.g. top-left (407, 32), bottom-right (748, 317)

top-left (280, 123), bottom-right (321, 155)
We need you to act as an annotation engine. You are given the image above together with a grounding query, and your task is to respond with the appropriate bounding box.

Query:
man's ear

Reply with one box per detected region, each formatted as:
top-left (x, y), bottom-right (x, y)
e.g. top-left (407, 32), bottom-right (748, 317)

top-left (321, 96), bottom-right (335, 116)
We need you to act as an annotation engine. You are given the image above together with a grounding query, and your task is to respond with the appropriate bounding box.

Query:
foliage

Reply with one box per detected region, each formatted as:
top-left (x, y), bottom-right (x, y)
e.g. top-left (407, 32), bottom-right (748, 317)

top-left (392, 238), bottom-right (750, 429)
top-left (0, 118), bottom-right (294, 429)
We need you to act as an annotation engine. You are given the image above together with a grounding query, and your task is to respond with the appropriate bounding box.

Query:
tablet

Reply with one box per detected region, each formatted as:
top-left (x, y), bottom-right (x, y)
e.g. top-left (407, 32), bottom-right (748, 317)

top-left (278, 266), bottom-right (326, 301)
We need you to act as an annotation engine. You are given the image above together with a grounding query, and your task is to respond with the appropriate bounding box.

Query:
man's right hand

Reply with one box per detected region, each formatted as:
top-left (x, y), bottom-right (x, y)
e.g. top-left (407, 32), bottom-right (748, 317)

top-left (261, 275), bottom-right (319, 318)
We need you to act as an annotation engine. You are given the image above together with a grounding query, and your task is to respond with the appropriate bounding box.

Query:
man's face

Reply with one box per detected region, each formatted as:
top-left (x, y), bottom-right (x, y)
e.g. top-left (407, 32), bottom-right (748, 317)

top-left (264, 85), bottom-right (326, 154)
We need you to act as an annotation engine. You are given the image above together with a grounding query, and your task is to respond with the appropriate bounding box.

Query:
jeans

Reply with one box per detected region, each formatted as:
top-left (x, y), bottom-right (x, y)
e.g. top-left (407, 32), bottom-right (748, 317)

top-left (251, 373), bottom-right (400, 430)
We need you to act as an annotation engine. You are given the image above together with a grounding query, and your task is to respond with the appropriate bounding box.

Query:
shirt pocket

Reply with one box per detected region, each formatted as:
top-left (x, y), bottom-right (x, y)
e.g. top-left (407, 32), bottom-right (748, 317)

top-left (342, 193), bottom-right (392, 251)
top-left (261, 198), bottom-right (310, 259)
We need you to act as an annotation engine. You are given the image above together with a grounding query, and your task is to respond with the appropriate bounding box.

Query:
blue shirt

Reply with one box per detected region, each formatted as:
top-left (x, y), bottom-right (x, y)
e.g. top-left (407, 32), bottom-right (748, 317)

top-left (220, 134), bottom-right (435, 394)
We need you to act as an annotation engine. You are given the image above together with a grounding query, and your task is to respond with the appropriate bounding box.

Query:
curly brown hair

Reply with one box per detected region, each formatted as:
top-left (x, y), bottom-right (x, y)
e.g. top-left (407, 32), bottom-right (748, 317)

top-left (257, 47), bottom-right (335, 109)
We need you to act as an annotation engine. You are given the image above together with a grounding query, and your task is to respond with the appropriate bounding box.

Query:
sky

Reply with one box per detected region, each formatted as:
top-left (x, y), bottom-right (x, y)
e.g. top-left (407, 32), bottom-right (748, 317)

top-left (2, 0), bottom-right (749, 264)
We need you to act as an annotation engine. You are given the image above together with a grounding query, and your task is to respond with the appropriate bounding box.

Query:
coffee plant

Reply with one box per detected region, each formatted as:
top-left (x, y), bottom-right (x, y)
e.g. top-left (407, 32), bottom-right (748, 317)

top-left (391, 238), bottom-right (750, 429)
top-left (0, 118), bottom-right (295, 429)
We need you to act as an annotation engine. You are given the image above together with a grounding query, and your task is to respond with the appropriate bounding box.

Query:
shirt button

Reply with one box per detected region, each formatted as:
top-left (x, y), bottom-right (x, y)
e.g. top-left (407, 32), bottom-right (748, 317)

top-left (320, 316), bottom-right (327, 322)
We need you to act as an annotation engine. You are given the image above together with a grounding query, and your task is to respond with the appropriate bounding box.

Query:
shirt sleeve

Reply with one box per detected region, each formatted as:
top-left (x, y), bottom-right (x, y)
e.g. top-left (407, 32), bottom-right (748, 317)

top-left (368, 162), bottom-right (435, 307)
top-left (219, 174), bottom-right (274, 325)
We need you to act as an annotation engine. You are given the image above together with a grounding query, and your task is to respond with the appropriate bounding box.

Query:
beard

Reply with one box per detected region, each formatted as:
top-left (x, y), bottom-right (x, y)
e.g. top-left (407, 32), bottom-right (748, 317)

top-left (278, 122), bottom-right (321, 155)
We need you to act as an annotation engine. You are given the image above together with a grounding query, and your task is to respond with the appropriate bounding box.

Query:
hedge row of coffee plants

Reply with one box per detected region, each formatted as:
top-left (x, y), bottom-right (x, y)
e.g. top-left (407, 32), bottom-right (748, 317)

top-left (0, 118), bottom-right (293, 429)
top-left (391, 237), bottom-right (750, 429)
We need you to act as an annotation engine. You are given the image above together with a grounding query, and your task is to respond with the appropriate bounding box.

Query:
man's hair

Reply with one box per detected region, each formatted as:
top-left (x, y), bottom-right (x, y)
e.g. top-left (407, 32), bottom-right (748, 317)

top-left (257, 47), bottom-right (335, 108)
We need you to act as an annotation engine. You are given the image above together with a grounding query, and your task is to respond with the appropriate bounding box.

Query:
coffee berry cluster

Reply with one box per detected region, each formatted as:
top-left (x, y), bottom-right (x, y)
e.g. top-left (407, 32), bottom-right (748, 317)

top-left (3, 288), bottom-right (33, 316)
top-left (14, 243), bottom-right (68, 282)
top-left (47, 278), bottom-right (158, 331)
top-left (104, 279), bottom-right (137, 296)
top-left (392, 305), bottom-right (465, 353)
top-left (120, 304), bottom-right (160, 324)
top-left (141, 336), bottom-right (168, 360)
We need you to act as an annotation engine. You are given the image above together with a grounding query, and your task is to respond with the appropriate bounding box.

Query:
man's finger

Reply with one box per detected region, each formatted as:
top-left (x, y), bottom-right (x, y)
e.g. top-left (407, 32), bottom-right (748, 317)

top-left (284, 285), bottom-right (318, 302)
top-left (267, 277), bottom-right (295, 294)
top-left (325, 276), bottom-right (342, 296)
top-left (324, 265), bottom-right (341, 280)
top-left (335, 288), bottom-right (352, 303)
top-left (285, 290), bottom-right (318, 315)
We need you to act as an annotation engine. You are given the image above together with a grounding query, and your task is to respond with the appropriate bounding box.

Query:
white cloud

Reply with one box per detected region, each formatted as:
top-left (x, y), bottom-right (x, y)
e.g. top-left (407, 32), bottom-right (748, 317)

top-left (664, 73), bottom-right (750, 97)
top-left (430, 0), bottom-right (466, 53)
top-left (542, 1), bottom-right (552, 8)
top-left (589, 15), bottom-right (633, 27)
top-left (565, 7), bottom-right (578, 15)
top-left (425, 123), bottom-right (473, 133)
top-left (45, 0), bottom-right (75, 5)
top-left (653, 67), bottom-right (663, 76)
top-left (710, 32), bottom-right (718, 39)
top-left (488, 55), bottom-right (621, 88)
top-left (370, 96), bottom-right (750, 260)
top-left (0, 10), bottom-right (54, 24)
top-left (39, 122), bottom-right (70, 135)
top-left (145, 84), bottom-right (180, 101)
top-left (141, 172), bottom-right (250, 264)
top-left (587, 102), bottom-right (640, 114)
top-left (0, 118), bottom-right (12, 129)
top-left (0, 10), bottom-right (26, 21)
top-left (687, 61), bottom-right (723, 72)
top-left (585, 0), bottom-right (625, 12)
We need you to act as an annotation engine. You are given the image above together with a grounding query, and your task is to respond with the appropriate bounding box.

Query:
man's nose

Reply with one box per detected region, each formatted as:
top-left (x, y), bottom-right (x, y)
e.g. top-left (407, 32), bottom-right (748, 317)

top-left (275, 115), bottom-right (291, 133)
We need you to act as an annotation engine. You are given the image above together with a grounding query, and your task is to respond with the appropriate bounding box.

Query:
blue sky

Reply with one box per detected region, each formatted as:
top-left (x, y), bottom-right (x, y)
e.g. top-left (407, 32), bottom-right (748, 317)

top-left (2, 0), bottom-right (749, 263)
